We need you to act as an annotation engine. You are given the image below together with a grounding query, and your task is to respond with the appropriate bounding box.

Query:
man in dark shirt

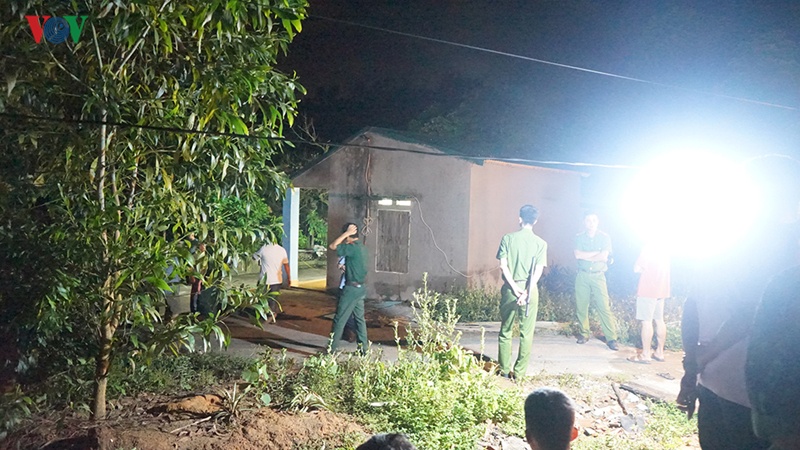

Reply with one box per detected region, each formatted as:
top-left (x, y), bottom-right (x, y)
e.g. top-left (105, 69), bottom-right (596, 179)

top-left (328, 222), bottom-right (369, 353)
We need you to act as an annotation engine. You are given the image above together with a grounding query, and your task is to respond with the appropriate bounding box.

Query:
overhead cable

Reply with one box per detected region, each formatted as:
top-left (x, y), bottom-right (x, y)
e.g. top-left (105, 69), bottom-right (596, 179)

top-left (310, 15), bottom-right (799, 112)
top-left (0, 112), bottom-right (639, 169)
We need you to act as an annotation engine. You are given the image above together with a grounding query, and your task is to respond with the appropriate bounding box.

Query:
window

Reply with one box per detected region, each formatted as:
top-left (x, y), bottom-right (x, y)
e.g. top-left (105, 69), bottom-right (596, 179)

top-left (376, 209), bottom-right (410, 273)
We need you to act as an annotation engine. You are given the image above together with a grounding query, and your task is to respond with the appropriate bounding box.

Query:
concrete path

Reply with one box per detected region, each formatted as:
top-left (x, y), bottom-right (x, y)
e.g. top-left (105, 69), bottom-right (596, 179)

top-left (174, 283), bottom-right (683, 402)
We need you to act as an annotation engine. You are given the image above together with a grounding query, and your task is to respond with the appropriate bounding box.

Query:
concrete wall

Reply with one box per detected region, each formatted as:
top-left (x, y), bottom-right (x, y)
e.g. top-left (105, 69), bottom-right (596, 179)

top-left (360, 133), bottom-right (473, 299)
top-left (466, 161), bottom-right (583, 288)
top-left (293, 131), bottom-right (474, 299)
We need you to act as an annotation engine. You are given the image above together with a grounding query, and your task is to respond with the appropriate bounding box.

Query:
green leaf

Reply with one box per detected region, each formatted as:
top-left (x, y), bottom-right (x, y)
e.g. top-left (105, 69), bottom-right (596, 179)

top-left (145, 276), bottom-right (171, 292)
top-left (161, 168), bottom-right (172, 191)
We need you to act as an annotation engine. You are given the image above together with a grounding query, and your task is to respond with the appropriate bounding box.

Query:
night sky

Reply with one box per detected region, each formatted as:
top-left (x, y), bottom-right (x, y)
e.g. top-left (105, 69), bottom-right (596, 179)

top-left (280, 0), bottom-right (800, 165)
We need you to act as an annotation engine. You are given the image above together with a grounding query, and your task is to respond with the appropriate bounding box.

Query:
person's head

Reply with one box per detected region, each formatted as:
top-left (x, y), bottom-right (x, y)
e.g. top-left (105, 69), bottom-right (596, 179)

top-left (524, 387), bottom-right (579, 450)
top-left (747, 266), bottom-right (800, 450)
top-left (342, 222), bottom-right (359, 241)
top-left (583, 212), bottom-right (599, 234)
top-left (356, 433), bottom-right (417, 450)
top-left (519, 205), bottom-right (540, 227)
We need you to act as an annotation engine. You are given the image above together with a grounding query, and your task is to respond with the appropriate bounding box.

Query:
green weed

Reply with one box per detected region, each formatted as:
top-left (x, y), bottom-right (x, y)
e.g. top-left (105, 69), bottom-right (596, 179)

top-left (445, 286), bottom-right (500, 322)
top-left (108, 352), bottom-right (253, 398)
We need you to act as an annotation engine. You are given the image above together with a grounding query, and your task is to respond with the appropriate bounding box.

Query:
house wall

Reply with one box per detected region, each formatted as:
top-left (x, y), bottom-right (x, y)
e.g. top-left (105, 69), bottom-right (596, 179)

top-left (293, 132), bottom-right (474, 299)
top-left (362, 134), bottom-right (474, 299)
top-left (466, 161), bottom-right (583, 289)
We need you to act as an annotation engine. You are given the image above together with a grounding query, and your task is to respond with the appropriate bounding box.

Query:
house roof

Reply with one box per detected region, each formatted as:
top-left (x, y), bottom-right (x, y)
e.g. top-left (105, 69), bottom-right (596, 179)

top-left (291, 127), bottom-right (585, 180)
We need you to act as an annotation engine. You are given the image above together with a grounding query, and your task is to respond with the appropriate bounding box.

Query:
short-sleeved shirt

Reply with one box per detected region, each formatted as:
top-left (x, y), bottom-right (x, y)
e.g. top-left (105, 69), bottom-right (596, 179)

top-left (635, 243), bottom-right (671, 298)
top-left (574, 231), bottom-right (612, 272)
top-left (496, 228), bottom-right (548, 282)
top-left (253, 244), bottom-right (289, 285)
top-left (337, 240), bottom-right (368, 284)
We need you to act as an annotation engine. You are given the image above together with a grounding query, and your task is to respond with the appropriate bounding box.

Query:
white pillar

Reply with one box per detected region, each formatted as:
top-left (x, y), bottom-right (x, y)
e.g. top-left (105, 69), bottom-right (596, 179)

top-left (282, 187), bottom-right (300, 286)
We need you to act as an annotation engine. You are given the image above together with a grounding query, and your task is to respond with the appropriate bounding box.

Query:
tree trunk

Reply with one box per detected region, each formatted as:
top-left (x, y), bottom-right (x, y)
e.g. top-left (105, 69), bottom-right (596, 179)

top-left (92, 323), bottom-right (112, 419)
top-left (92, 111), bottom-right (112, 420)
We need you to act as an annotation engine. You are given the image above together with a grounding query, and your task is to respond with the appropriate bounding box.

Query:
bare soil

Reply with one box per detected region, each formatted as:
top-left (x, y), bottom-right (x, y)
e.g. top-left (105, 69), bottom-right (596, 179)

top-left (3, 399), bottom-right (367, 450)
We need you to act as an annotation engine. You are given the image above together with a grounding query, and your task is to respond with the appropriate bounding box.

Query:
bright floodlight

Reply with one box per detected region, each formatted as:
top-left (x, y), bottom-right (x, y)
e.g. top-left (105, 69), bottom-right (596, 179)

top-left (622, 152), bottom-right (760, 259)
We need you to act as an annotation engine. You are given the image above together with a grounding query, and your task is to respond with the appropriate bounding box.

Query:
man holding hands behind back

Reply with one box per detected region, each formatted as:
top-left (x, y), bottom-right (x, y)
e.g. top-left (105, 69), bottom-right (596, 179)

top-left (497, 205), bottom-right (548, 379)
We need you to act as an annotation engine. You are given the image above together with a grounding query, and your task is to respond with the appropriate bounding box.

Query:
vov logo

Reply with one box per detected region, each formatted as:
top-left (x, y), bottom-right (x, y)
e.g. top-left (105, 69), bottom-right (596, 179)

top-left (25, 15), bottom-right (88, 44)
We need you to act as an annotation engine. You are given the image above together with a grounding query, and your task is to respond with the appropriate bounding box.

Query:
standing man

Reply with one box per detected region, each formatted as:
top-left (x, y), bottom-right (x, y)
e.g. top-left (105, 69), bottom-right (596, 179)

top-left (497, 205), bottom-right (548, 379)
top-left (187, 233), bottom-right (206, 313)
top-left (573, 212), bottom-right (619, 350)
top-left (328, 222), bottom-right (369, 353)
top-left (628, 242), bottom-right (670, 363)
top-left (252, 240), bottom-right (291, 316)
top-left (252, 240), bottom-right (291, 292)
top-left (746, 266), bottom-right (800, 450)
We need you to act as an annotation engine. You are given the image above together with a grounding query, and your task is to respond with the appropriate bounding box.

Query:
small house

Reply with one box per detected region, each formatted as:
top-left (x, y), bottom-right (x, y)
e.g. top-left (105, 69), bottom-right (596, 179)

top-left (284, 128), bottom-right (584, 300)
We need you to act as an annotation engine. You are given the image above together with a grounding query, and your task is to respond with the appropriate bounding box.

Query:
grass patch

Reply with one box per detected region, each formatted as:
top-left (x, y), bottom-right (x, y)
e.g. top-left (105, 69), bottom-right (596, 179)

top-left (108, 352), bottom-right (254, 398)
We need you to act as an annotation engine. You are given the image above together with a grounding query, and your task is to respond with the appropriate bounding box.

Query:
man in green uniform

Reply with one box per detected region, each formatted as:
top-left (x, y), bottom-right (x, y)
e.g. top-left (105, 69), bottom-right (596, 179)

top-left (496, 205), bottom-right (548, 379)
top-left (328, 222), bottom-right (369, 353)
top-left (574, 212), bottom-right (619, 350)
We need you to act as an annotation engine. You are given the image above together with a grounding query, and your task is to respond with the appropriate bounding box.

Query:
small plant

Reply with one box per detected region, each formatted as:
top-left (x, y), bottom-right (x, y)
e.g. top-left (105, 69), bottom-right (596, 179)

top-left (216, 383), bottom-right (252, 422)
top-left (242, 348), bottom-right (296, 408)
top-left (0, 388), bottom-right (36, 439)
top-left (408, 273), bottom-right (462, 352)
top-left (109, 353), bottom-right (253, 399)
top-left (289, 385), bottom-right (328, 413)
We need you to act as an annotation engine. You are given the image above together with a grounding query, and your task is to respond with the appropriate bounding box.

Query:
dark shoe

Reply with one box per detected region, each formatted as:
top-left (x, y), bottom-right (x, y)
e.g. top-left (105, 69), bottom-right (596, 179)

top-left (498, 372), bottom-right (516, 381)
top-left (576, 335), bottom-right (588, 344)
top-left (607, 340), bottom-right (619, 351)
top-left (343, 329), bottom-right (356, 343)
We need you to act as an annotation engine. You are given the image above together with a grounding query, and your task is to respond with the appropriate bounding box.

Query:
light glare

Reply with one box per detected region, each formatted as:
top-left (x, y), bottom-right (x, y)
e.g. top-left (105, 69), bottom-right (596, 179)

top-left (622, 152), bottom-right (759, 259)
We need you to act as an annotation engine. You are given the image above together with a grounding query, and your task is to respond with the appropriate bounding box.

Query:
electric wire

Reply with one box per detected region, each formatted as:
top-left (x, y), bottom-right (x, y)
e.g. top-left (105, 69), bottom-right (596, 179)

top-left (310, 15), bottom-right (799, 112)
top-left (412, 196), bottom-right (500, 279)
top-left (0, 112), bottom-right (639, 169)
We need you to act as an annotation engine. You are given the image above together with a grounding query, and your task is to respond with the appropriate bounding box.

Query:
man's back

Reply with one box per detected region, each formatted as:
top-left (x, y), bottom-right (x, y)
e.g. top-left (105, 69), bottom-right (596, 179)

top-left (254, 244), bottom-right (288, 285)
top-left (498, 228), bottom-right (547, 281)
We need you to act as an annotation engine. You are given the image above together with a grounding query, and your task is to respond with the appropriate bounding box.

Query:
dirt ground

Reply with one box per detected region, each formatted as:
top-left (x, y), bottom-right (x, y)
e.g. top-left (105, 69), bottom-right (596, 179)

top-left (3, 401), bottom-right (368, 450)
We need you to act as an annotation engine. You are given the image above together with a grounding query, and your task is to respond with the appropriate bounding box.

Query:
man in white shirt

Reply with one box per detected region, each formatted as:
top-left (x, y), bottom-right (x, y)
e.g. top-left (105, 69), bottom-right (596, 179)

top-left (253, 241), bottom-right (291, 292)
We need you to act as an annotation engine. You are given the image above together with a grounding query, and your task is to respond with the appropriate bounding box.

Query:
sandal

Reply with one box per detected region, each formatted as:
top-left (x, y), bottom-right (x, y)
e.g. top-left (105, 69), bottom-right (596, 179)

top-left (652, 355), bottom-right (665, 362)
top-left (627, 355), bottom-right (652, 364)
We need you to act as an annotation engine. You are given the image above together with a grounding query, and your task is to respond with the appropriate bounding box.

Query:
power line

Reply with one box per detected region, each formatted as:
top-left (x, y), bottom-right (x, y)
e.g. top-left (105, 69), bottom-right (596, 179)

top-left (310, 15), bottom-right (799, 112)
top-left (0, 112), bottom-right (639, 169)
